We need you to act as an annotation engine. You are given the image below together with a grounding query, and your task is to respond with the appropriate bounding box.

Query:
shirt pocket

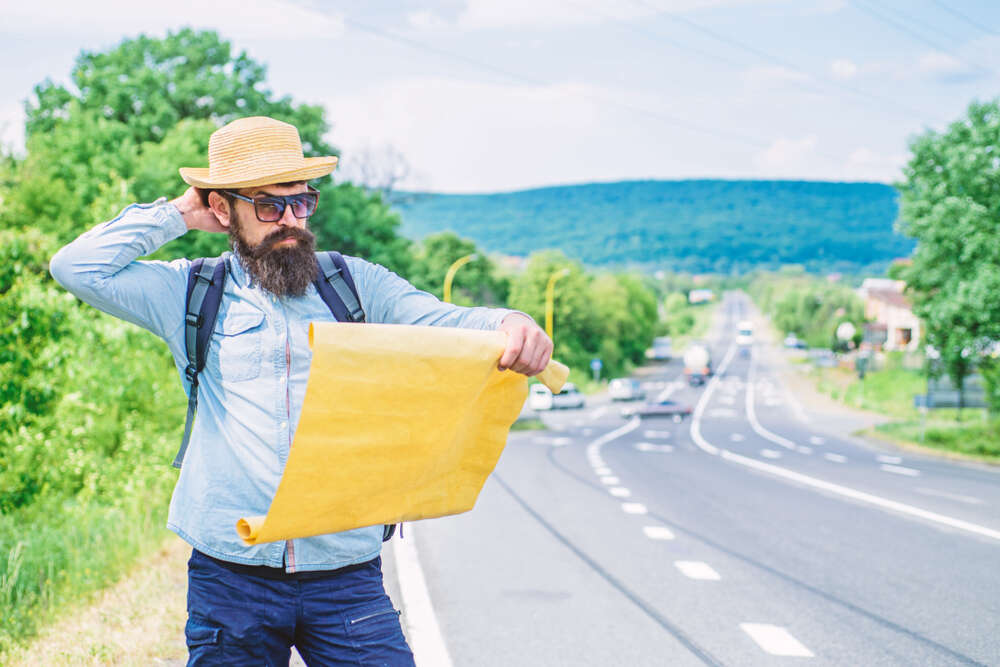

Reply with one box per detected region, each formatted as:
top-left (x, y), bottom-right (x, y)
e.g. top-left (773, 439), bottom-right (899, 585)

top-left (209, 304), bottom-right (266, 382)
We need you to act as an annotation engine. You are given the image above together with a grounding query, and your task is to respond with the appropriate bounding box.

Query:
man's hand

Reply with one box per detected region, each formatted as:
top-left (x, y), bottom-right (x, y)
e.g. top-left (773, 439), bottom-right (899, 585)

top-left (171, 187), bottom-right (228, 234)
top-left (498, 313), bottom-right (553, 376)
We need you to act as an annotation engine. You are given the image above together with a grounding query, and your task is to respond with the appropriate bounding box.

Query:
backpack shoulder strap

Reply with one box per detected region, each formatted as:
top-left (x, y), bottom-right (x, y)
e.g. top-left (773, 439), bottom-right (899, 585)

top-left (173, 255), bottom-right (229, 468)
top-left (314, 251), bottom-right (366, 323)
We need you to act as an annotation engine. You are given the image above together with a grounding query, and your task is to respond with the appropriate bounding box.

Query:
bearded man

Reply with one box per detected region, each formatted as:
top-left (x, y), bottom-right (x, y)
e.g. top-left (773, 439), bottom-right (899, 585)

top-left (50, 116), bottom-right (552, 666)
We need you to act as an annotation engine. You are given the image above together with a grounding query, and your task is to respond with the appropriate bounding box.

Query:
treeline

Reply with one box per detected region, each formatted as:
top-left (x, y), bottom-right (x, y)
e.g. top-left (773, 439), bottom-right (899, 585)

top-left (395, 179), bottom-right (910, 274)
top-left (748, 270), bottom-right (864, 349)
top-left (0, 30), bottom-right (666, 651)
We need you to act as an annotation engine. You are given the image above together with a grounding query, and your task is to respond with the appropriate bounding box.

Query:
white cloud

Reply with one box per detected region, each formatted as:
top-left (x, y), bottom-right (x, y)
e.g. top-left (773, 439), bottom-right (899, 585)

top-left (754, 135), bottom-right (818, 170)
top-left (830, 58), bottom-right (857, 80)
top-left (2, 0), bottom-right (344, 41)
top-left (917, 51), bottom-right (982, 83)
top-left (844, 146), bottom-right (907, 182)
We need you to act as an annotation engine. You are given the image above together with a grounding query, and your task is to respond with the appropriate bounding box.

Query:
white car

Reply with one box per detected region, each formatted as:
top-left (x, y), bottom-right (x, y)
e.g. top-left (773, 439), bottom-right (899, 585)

top-left (529, 383), bottom-right (585, 410)
top-left (609, 378), bottom-right (645, 401)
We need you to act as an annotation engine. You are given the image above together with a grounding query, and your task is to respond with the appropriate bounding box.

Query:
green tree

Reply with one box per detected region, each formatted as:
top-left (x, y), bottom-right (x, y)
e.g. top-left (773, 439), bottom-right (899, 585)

top-left (896, 99), bottom-right (1000, 410)
top-left (408, 231), bottom-right (509, 306)
top-left (2, 28), bottom-right (410, 276)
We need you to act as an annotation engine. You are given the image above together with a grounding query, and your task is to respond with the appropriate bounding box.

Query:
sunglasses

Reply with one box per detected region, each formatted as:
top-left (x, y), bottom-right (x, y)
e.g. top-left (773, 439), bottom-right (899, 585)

top-left (224, 186), bottom-right (320, 223)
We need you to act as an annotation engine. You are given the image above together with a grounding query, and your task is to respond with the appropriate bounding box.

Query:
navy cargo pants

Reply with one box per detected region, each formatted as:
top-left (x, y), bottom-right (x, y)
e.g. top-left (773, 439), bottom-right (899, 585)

top-left (185, 550), bottom-right (415, 666)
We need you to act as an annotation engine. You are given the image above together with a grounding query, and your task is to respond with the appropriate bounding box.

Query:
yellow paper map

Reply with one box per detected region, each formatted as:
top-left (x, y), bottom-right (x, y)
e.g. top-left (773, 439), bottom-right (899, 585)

top-left (236, 322), bottom-right (569, 545)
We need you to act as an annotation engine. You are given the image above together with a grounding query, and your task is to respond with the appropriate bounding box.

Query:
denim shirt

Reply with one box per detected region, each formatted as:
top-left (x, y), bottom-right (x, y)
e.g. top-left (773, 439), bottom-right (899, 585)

top-left (50, 200), bottom-right (519, 572)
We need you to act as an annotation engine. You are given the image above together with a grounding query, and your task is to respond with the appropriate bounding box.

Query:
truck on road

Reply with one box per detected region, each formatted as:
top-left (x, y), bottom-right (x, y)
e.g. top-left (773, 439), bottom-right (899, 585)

top-left (683, 343), bottom-right (713, 386)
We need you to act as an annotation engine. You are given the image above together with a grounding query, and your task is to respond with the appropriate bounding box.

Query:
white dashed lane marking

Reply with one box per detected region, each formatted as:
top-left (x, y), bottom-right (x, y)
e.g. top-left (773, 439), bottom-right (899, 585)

top-left (824, 453), bottom-right (847, 463)
top-left (809, 436), bottom-right (825, 445)
top-left (643, 526), bottom-right (675, 540)
top-left (674, 561), bottom-right (721, 581)
top-left (739, 623), bottom-right (814, 657)
top-left (635, 442), bottom-right (674, 453)
top-left (881, 464), bottom-right (920, 477)
top-left (730, 433), bottom-right (745, 442)
top-left (761, 449), bottom-right (782, 459)
top-left (609, 487), bottom-right (631, 498)
top-left (796, 446), bottom-right (813, 455)
top-left (643, 429), bottom-right (671, 439)
top-left (877, 454), bottom-right (902, 464)
top-left (621, 503), bottom-right (647, 514)
top-left (593, 466), bottom-right (612, 476)
top-left (599, 476), bottom-right (620, 485)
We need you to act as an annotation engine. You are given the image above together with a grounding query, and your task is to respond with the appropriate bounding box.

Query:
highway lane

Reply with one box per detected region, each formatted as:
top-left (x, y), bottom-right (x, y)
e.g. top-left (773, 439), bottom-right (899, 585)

top-left (396, 292), bottom-right (999, 665)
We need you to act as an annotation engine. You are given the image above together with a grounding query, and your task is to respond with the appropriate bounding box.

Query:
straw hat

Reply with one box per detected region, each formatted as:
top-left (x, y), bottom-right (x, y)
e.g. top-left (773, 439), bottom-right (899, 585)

top-left (179, 116), bottom-right (337, 189)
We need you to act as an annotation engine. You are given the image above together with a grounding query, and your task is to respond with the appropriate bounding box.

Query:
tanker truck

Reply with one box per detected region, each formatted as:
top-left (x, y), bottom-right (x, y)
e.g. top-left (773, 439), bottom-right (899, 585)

top-left (683, 343), bottom-right (713, 387)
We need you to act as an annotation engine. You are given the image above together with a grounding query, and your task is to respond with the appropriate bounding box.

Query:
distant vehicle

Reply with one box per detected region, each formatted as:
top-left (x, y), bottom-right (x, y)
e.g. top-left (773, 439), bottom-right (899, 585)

top-left (784, 333), bottom-right (807, 349)
top-left (645, 336), bottom-right (673, 361)
top-left (736, 320), bottom-right (754, 346)
top-left (622, 398), bottom-right (693, 422)
top-left (609, 378), bottom-right (646, 401)
top-left (529, 383), bottom-right (585, 410)
top-left (683, 343), bottom-right (713, 386)
top-left (688, 289), bottom-right (714, 305)
top-left (809, 349), bottom-right (837, 368)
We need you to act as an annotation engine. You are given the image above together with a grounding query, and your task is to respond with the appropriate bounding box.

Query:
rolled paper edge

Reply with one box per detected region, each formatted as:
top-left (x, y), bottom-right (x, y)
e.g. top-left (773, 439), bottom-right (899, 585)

top-left (537, 360), bottom-right (570, 393)
top-left (236, 515), bottom-right (267, 545)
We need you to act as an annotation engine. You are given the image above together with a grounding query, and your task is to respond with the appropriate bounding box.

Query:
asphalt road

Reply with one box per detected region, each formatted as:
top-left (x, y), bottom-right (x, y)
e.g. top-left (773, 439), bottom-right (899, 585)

top-left (388, 292), bottom-right (1000, 666)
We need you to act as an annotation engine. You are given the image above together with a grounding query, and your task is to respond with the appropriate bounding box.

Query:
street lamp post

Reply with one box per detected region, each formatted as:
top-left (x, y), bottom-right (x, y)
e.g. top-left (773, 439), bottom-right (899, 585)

top-left (545, 268), bottom-right (571, 341)
top-left (443, 254), bottom-right (477, 304)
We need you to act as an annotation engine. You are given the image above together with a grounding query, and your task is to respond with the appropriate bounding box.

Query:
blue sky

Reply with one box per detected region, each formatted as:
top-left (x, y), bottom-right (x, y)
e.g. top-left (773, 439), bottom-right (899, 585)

top-left (1, 0), bottom-right (998, 192)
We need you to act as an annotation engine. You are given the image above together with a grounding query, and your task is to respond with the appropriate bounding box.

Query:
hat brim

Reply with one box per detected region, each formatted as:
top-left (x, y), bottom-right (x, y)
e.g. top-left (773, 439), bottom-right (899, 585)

top-left (178, 156), bottom-right (338, 189)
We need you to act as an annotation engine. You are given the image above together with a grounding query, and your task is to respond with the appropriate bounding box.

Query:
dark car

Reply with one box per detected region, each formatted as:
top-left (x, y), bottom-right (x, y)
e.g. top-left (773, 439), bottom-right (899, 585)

top-left (621, 398), bottom-right (693, 422)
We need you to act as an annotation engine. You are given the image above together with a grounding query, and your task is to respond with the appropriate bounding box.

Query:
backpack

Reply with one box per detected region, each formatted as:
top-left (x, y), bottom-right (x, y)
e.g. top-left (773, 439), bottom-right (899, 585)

top-left (174, 250), bottom-right (397, 542)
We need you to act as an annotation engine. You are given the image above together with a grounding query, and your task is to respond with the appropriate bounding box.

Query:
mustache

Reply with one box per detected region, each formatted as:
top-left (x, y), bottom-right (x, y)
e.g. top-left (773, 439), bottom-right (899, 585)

top-left (251, 226), bottom-right (316, 255)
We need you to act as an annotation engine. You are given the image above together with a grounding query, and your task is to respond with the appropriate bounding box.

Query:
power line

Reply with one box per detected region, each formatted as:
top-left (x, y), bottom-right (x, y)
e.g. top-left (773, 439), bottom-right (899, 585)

top-left (851, 0), bottom-right (993, 76)
top-left (926, 0), bottom-right (999, 37)
top-left (341, 16), bottom-right (847, 162)
top-left (628, 0), bottom-right (945, 124)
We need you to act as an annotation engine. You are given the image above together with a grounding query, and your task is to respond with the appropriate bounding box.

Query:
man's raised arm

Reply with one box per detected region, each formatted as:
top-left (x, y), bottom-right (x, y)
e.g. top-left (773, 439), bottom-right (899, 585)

top-left (49, 188), bottom-right (221, 341)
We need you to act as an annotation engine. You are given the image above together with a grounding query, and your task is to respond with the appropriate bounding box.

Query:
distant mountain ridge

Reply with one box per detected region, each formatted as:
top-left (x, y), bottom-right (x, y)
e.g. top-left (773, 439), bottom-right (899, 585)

top-left (392, 179), bottom-right (910, 274)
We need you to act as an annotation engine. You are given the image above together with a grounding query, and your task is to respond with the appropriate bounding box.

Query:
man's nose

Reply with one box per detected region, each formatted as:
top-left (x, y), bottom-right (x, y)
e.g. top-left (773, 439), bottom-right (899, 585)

top-left (276, 203), bottom-right (303, 228)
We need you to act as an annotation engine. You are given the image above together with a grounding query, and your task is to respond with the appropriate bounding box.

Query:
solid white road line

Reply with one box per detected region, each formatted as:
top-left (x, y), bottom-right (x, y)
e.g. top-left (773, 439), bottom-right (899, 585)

top-left (622, 502), bottom-right (648, 514)
top-left (721, 450), bottom-right (1000, 541)
top-left (690, 348), bottom-right (1000, 543)
top-left (674, 561), bottom-right (721, 581)
top-left (824, 453), bottom-right (847, 463)
top-left (880, 463), bottom-right (920, 477)
top-left (877, 454), bottom-right (903, 464)
top-left (643, 526), bottom-right (675, 540)
top-left (392, 526), bottom-right (453, 667)
top-left (761, 449), bottom-right (782, 459)
top-left (745, 356), bottom-right (798, 451)
top-left (739, 623), bottom-right (814, 657)
top-left (915, 487), bottom-right (985, 505)
top-left (609, 487), bottom-right (632, 498)
top-left (599, 475), bottom-right (621, 485)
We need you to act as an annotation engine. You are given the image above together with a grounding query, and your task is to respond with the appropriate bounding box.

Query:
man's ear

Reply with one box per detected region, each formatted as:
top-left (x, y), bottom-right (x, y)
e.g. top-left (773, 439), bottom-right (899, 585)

top-left (207, 191), bottom-right (233, 229)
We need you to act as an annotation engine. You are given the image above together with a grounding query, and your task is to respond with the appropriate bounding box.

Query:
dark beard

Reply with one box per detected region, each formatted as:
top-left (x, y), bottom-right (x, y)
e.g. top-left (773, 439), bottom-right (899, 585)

top-left (229, 213), bottom-right (318, 297)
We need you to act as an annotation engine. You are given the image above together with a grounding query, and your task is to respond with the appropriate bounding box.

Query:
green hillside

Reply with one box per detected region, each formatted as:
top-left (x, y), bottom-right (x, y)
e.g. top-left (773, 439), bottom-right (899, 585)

top-left (393, 180), bottom-right (909, 274)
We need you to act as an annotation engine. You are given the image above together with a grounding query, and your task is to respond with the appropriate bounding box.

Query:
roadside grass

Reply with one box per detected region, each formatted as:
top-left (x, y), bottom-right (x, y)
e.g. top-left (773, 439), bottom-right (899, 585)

top-left (670, 301), bottom-right (718, 352)
top-left (810, 354), bottom-right (1000, 462)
